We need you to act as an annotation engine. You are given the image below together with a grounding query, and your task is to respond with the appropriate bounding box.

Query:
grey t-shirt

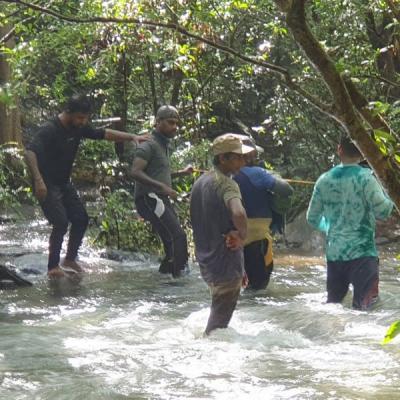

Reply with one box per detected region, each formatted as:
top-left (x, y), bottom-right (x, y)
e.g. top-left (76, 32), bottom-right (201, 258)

top-left (190, 169), bottom-right (244, 285)
top-left (134, 131), bottom-right (173, 200)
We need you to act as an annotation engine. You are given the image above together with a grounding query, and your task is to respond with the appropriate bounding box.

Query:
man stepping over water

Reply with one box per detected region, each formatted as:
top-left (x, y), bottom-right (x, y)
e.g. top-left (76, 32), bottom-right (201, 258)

top-left (190, 134), bottom-right (253, 335)
top-left (130, 105), bottom-right (193, 278)
top-left (25, 94), bottom-right (148, 279)
top-left (306, 135), bottom-right (394, 310)
top-left (234, 138), bottom-right (293, 290)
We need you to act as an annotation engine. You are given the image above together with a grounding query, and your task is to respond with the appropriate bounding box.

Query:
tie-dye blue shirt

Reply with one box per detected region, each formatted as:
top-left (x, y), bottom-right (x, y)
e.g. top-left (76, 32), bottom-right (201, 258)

top-left (306, 164), bottom-right (394, 261)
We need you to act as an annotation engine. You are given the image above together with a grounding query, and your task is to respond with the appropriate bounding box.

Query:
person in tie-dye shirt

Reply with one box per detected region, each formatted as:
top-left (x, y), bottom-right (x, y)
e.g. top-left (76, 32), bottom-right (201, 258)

top-left (307, 135), bottom-right (394, 310)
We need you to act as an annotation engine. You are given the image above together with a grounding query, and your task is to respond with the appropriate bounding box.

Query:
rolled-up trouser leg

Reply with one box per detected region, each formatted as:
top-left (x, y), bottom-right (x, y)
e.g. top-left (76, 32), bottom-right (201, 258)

top-left (205, 278), bottom-right (242, 335)
top-left (40, 185), bottom-right (69, 271)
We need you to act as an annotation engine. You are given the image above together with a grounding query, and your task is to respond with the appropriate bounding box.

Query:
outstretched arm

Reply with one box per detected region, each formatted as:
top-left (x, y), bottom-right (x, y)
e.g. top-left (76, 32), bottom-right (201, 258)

top-left (104, 129), bottom-right (150, 144)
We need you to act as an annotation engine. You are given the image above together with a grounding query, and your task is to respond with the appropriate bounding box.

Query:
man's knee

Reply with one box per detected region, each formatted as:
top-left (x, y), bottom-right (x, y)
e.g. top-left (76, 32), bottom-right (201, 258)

top-left (52, 218), bottom-right (69, 235)
top-left (70, 209), bottom-right (89, 229)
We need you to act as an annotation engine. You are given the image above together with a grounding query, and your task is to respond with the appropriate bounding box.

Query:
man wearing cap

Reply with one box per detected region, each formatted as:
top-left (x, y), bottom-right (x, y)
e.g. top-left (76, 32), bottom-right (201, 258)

top-left (131, 105), bottom-right (192, 278)
top-left (234, 138), bottom-right (293, 290)
top-left (190, 133), bottom-right (254, 335)
top-left (25, 94), bottom-right (149, 279)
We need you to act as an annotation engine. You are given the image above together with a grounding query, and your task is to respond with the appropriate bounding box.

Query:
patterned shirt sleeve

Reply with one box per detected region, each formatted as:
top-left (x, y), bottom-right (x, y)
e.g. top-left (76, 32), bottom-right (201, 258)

top-left (306, 178), bottom-right (329, 232)
top-left (363, 172), bottom-right (394, 220)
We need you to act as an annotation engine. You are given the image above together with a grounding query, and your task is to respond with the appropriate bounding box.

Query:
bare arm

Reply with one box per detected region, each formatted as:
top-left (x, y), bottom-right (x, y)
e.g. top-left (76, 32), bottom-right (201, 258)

top-left (130, 157), bottom-right (177, 199)
top-left (104, 129), bottom-right (149, 144)
top-left (171, 165), bottom-right (195, 179)
top-left (227, 197), bottom-right (247, 240)
top-left (24, 150), bottom-right (47, 201)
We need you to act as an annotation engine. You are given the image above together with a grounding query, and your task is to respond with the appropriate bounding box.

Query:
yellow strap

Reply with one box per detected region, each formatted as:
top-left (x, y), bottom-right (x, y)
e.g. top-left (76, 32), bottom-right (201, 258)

top-left (285, 179), bottom-right (315, 185)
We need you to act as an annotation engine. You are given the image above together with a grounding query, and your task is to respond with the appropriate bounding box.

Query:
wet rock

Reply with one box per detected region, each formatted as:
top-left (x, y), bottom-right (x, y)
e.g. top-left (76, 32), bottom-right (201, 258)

top-left (100, 249), bottom-right (150, 263)
top-left (0, 264), bottom-right (33, 289)
top-left (284, 210), bottom-right (325, 252)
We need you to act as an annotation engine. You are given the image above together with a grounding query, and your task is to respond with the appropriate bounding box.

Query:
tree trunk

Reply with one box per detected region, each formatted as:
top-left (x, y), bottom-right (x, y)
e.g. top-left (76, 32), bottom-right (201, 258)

top-left (274, 0), bottom-right (400, 212)
top-left (0, 25), bottom-right (22, 145)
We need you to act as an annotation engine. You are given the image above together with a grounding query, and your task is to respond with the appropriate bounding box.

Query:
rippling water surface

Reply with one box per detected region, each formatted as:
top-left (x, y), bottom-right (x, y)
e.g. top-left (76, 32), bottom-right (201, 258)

top-left (1, 218), bottom-right (400, 400)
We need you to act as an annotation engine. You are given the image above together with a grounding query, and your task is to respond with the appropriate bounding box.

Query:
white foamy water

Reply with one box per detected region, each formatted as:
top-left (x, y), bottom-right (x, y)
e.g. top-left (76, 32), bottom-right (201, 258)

top-left (1, 218), bottom-right (400, 399)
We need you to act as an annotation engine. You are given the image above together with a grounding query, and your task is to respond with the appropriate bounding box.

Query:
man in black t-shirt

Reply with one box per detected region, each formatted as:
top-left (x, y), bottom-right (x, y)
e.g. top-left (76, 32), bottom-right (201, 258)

top-left (25, 94), bottom-right (148, 278)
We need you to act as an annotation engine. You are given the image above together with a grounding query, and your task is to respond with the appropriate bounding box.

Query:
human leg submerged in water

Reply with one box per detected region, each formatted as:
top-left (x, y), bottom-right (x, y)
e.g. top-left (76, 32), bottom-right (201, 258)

top-left (205, 278), bottom-right (242, 335)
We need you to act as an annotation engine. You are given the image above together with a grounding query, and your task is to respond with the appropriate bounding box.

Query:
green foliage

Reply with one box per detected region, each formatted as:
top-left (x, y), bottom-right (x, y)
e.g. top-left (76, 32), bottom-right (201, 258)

top-left (73, 139), bottom-right (121, 185)
top-left (0, 143), bottom-right (33, 212)
top-left (94, 189), bottom-right (160, 253)
top-left (3, 0), bottom-right (400, 220)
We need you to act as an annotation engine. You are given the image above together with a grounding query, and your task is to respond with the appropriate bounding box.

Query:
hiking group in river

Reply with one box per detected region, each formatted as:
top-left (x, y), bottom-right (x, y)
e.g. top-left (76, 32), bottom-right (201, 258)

top-left (21, 94), bottom-right (394, 335)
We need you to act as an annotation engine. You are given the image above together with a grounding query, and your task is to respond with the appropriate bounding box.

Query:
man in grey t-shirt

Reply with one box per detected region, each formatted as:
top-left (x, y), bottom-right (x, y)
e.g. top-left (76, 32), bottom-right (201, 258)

top-left (190, 134), bottom-right (253, 335)
top-left (131, 106), bottom-right (192, 278)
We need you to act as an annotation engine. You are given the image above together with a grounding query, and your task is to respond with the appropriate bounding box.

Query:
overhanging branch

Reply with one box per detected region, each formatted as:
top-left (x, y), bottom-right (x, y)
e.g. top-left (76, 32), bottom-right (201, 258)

top-left (1, 0), bottom-right (334, 117)
top-left (2, 0), bottom-right (288, 77)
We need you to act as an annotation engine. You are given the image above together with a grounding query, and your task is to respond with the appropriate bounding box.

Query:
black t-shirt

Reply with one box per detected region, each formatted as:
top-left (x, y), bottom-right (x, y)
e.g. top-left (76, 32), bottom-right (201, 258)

top-left (26, 117), bottom-right (105, 185)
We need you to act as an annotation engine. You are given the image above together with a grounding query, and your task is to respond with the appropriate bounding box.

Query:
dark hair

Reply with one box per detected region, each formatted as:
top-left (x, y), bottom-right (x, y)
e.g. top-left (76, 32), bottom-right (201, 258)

top-left (340, 135), bottom-right (361, 158)
top-left (64, 94), bottom-right (92, 114)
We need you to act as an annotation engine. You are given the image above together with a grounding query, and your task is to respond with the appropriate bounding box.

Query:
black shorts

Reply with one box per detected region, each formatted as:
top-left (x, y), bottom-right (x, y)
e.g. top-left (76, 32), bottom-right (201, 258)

top-left (327, 256), bottom-right (379, 310)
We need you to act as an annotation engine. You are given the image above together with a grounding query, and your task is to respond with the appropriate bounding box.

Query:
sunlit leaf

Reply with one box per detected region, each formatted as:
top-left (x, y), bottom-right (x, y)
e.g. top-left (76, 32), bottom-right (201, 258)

top-left (382, 321), bottom-right (400, 345)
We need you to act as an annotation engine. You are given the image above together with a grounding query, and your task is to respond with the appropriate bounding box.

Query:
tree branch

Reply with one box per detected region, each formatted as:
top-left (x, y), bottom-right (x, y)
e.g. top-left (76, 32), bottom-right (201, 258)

top-left (2, 0), bottom-right (288, 77)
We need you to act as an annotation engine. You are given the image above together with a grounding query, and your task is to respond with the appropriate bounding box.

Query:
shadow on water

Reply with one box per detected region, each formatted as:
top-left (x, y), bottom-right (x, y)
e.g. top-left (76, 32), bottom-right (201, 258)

top-left (47, 274), bottom-right (84, 299)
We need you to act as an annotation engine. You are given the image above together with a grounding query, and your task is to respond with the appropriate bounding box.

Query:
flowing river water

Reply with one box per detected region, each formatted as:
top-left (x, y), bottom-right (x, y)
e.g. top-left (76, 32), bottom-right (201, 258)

top-left (1, 214), bottom-right (400, 400)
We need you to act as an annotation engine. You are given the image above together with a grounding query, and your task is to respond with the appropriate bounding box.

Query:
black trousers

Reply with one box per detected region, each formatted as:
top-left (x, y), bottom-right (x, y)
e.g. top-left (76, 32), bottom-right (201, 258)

top-left (327, 256), bottom-right (379, 310)
top-left (135, 193), bottom-right (188, 277)
top-left (40, 183), bottom-right (88, 271)
top-left (243, 238), bottom-right (273, 290)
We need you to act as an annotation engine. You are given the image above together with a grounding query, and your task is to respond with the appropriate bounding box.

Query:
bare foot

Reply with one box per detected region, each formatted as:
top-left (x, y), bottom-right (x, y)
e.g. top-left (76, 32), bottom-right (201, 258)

top-left (47, 266), bottom-right (66, 279)
top-left (61, 259), bottom-right (84, 273)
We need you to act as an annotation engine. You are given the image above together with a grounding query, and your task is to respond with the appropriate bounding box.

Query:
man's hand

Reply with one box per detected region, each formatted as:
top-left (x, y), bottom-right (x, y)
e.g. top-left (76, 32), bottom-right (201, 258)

top-left (160, 183), bottom-right (178, 200)
top-left (242, 272), bottom-right (249, 288)
top-left (34, 178), bottom-right (47, 202)
top-left (133, 134), bottom-right (151, 144)
top-left (224, 230), bottom-right (244, 251)
top-left (181, 165), bottom-right (195, 175)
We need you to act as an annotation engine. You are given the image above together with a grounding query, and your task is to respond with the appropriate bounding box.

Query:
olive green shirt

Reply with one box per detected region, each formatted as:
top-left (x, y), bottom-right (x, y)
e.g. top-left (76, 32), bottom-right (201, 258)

top-left (134, 131), bottom-right (173, 200)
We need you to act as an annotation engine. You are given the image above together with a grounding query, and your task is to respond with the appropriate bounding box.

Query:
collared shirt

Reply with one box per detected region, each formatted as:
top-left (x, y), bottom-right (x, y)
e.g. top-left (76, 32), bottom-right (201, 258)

top-left (190, 168), bottom-right (244, 285)
top-left (134, 130), bottom-right (173, 200)
top-left (26, 116), bottom-right (105, 185)
top-left (306, 164), bottom-right (394, 261)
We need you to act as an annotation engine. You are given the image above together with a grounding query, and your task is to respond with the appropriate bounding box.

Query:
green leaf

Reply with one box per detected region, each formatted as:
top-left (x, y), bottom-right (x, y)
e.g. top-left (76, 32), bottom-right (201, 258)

top-left (382, 320), bottom-right (400, 345)
top-left (374, 129), bottom-right (396, 144)
top-left (85, 67), bottom-right (96, 80)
